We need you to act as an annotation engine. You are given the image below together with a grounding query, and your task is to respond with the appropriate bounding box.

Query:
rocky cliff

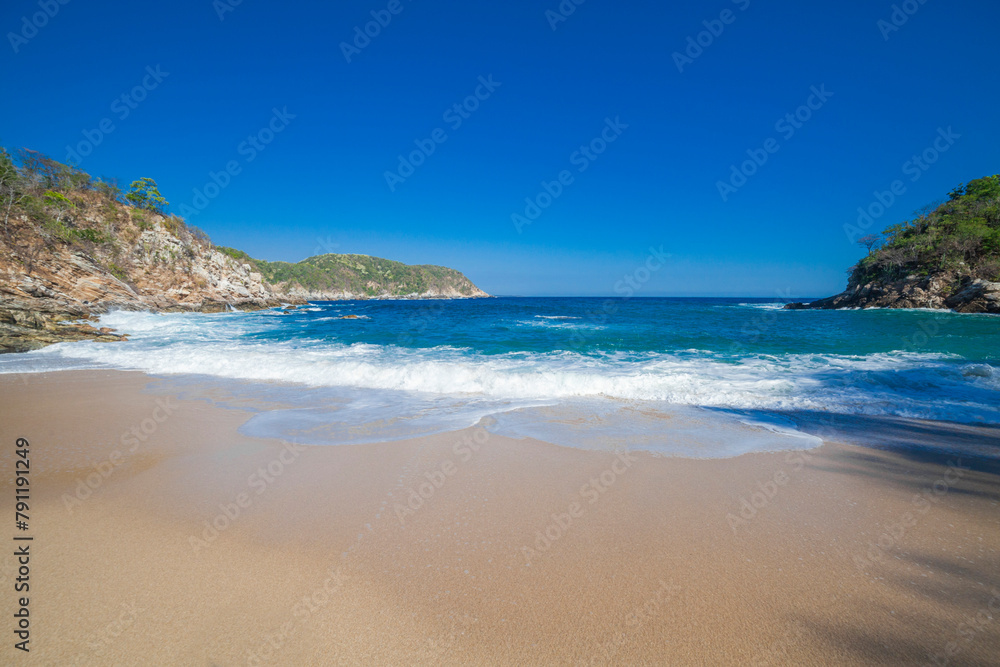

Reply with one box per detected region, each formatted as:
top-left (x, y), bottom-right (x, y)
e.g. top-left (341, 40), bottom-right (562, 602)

top-left (0, 150), bottom-right (488, 352)
top-left (787, 175), bottom-right (1000, 314)
top-left (0, 194), bottom-right (290, 352)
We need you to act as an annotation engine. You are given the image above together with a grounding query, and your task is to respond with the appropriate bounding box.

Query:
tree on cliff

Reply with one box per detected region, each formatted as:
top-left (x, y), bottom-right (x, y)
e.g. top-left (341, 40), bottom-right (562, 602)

top-left (16, 149), bottom-right (90, 193)
top-left (857, 234), bottom-right (881, 255)
top-left (125, 177), bottom-right (168, 213)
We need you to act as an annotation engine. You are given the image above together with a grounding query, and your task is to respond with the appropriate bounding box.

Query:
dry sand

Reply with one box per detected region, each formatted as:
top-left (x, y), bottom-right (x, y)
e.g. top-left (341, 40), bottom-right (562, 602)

top-left (1, 370), bottom-right (999, 665)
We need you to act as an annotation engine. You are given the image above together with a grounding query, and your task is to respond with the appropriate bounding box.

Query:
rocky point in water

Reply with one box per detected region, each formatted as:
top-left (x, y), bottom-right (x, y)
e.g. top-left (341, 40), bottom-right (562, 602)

top-left (787, 175), bottom-right (1000, 314)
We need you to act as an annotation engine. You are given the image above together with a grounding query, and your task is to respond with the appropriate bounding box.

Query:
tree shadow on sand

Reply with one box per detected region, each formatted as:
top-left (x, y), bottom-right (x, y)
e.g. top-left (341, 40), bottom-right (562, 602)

top-left (737, 409), bottom-right (1000, 666)
top-left (790, 548), bottom-right (1000, 666)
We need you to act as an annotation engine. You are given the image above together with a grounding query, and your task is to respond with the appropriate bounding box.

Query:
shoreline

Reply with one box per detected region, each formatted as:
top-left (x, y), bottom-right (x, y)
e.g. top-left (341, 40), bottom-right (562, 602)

top-left (2, 369), bottom-right (999, 664)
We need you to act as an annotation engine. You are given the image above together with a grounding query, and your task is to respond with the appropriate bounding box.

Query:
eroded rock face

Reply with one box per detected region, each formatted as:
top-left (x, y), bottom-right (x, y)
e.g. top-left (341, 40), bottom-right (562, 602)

top-left (945, 279), bottom-right (1000, 313)
top-left (0, 208), bottom-right (297, 352)
top-left (785, 273), bottom-right (1000, 314)
top-left (117, 229), bottom-right (275, 308)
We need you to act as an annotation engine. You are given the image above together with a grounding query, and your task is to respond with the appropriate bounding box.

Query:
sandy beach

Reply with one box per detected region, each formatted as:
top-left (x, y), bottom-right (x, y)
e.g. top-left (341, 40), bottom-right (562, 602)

top-left (1, 370), bottom-right (999, 665)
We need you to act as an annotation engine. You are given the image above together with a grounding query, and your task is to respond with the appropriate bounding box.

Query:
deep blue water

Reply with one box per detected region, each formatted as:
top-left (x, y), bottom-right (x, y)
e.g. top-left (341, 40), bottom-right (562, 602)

top-left (249, 297), bottom-right (1000, 360)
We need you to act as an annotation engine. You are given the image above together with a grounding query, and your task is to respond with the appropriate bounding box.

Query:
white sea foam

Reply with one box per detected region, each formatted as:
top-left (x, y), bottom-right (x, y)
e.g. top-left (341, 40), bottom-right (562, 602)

top-left (734, 302), bottom-right (788, 310)
top-left (3, 308), bottom-right (998, 454)
top-left (516, 317), bottom-right (599, 330)
top-left (2, 309), bottom-right (995, 425)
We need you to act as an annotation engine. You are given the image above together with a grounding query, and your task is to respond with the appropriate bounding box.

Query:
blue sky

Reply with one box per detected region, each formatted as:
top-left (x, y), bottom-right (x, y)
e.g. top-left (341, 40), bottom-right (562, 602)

top-left (2, 0), bottom-right (998, 297)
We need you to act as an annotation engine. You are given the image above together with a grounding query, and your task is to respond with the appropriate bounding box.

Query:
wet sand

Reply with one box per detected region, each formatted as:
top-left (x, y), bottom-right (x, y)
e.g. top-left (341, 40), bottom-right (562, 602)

top-left (1, 370), bottom-right (999, 665)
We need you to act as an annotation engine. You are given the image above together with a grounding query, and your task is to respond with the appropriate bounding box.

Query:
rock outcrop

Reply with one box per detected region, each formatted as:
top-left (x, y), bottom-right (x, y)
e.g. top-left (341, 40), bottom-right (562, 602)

top-left (0, 295), bottom-right (127, 353)
top-left (944, 279), bottom-right (1000, 313)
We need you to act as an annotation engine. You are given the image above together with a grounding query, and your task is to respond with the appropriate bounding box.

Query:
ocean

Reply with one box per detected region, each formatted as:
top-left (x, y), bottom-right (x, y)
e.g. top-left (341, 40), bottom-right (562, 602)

top-left (3, 297), bottom-right (998, 456)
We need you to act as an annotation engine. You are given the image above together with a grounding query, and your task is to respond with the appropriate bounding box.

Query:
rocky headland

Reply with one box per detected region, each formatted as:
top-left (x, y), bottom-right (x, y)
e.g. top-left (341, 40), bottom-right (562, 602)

top-left (787, 175), bottom-right (1000, 314)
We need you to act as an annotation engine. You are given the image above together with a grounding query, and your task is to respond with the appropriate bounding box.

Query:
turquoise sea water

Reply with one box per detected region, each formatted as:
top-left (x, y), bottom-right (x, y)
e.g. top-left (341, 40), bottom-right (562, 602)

top-left (2, 297), bottom-right (997, 454)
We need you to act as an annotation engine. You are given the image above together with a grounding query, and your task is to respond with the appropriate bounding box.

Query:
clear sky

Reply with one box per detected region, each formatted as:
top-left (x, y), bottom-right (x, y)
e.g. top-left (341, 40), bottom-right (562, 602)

top-left (2, 0), bottom-right (998, 297)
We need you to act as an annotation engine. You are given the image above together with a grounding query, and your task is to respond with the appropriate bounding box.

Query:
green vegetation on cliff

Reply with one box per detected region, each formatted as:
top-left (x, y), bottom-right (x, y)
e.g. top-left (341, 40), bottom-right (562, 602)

top-left (850, 175), bottom-right (1000, 287)
top-left (0, 146), bottom-right (208, 280)
top-left (219, 250), bottom-right (484, 297)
